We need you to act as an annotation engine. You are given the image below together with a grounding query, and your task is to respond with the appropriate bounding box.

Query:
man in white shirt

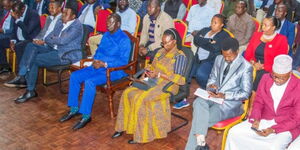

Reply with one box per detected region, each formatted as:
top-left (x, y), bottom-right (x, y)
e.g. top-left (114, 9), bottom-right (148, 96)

top-left (225, 55), bottom-right (300, 150)
top-left (78, 0), bottom-right (98, 33)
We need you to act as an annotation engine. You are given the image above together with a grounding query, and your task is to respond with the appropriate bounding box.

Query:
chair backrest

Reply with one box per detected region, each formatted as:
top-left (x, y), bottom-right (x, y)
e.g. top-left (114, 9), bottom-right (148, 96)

top-left (123, 30), bottom-right (139, 75)
top-left (182, 0), bottom-right (190, 8)
top-left (182, 9), bottom-right (189, 22)
top-left (252, 17), bottom-right (260, 32)
top-left (77, 0), bottom-right (84, 12)
top-left (164, 46), bottom-right (195, 102)
top-left (94, 9), bottom-right (113, 34)
top-left (174, 19), bottom-right (188, 46)
top-left (223, 28), bottom-right (235, 38)
top-left (40, 14), bottom-right (48, 29)
top-left (81, 24), bottom-right (92, 58)
top-left (133, 14), bottom-right (141, 38)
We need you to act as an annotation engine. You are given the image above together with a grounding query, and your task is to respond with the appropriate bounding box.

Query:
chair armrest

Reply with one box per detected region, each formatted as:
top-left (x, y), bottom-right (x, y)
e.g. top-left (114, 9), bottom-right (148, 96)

top-left (105, 61), bottom-right (137, 87)
top-left (162, 82), bottom-right (175, 102)
top-left (61, 49), bottom-right (82, 64)
top-left (80, 58), bottom-right (94, 68)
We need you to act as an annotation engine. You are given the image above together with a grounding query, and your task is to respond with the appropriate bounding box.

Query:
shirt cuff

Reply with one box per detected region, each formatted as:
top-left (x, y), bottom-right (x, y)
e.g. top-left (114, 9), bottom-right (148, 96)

top-left (104, 62), bottom-right (108, 68)
top-left (10, 40), bottom-right (16, 44)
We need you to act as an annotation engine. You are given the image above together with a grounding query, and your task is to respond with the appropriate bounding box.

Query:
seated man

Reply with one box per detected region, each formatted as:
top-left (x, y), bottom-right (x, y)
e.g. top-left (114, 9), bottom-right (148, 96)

top-left (275, 4), bottom-right (295, 55)
top-left (288, 136), bottom-right (300, 150)
top-left (225, 55), bottom-right (300, 150)
top-left (59, 14), bottom-right (131, 130)
top-left (4, 6), bottom-right (83, 103)
top-left (227, 0), bottom-right (255, 53)
top-left (185, 38), bottom-right (253, 150)
top-left (138, 0), bottom-right (173, 58)
top-left (266, 0), bottom-right (293, 22)
top-left (88, 0), bottom-right (137, 55)
top-left (185, 0), bottom-right (216, 54)
top-left (10, 1), bottom-right (41, 72)
top-left (0, 0), bottom-right (14, 74)
top-left (4, 0), bottom-right (62, 88)
top-left (33, 0), bottom-right (49, 15)
top-left (78, 0), bottom-right (99, 33)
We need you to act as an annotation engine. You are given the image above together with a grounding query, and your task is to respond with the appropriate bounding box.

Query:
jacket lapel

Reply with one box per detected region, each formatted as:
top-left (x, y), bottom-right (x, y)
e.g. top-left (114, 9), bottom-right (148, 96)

top-left (220, 55), bottom-right (243, 86)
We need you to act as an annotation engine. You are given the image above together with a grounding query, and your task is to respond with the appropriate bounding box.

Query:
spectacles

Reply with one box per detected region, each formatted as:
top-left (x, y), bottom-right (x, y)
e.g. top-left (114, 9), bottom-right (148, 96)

top-left (270, 73), bottom-right (289, 81)
top-left (160, 40), bottom-right (173, 47)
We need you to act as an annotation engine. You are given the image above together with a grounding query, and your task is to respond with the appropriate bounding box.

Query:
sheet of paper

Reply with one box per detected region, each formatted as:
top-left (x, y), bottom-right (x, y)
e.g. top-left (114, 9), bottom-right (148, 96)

top-left (72, 61), bottom-right (93, 67)
top-left (194, 88), bottom-right (224, 104)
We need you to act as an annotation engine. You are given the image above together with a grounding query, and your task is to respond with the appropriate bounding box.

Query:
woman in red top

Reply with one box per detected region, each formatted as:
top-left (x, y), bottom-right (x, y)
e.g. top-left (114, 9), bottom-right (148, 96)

top-left (244, 16), bottom-right (288, 91)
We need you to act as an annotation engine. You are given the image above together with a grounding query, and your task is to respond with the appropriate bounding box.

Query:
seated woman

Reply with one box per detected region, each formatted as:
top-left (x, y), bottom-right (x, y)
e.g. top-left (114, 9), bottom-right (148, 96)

top-left (193, 14), bottom-right (230, 88)
top-left (112, 28), bottom-right (187, 144)
top-left (244, 16), bottom-right (288, 91)
top-left (161, 0), bottom-right (186, 20)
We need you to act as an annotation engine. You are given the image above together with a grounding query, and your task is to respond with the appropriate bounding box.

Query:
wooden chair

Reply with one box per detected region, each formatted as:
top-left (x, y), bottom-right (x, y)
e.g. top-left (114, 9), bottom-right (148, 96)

top-left (210, 99), bottom-right (250, 150)
top-left (70, 31), bottom-right (139, 118)
top-left (174, 19), bottom-right (188, 46)
top-left (252, 17), bottom-right (261, 32)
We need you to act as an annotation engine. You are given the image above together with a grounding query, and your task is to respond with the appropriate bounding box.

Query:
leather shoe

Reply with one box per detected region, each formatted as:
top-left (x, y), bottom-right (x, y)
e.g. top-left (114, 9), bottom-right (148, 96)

top-left (0, 67), bottom-right (11, 75)
top-left (4, 76), bottom-right (27, 88)
top-left (14, 90), bottom-right (37, 104)
top-left (72, 117), bottom-right (91, 130)
top-left (59, 111), bottom-right (79, 122)
top-left (111, 131), bottom-right (123, 138)
top-left (128, 139), bottom-right (138, 144)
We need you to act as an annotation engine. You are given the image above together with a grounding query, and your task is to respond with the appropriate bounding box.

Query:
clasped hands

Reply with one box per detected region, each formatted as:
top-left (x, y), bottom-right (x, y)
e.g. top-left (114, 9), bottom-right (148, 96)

top-left (251, 120), bottom-right (275, 137)
top-left (92, 60), bottom-right (106, 69)
top-left (207, 84), bottom-right (225, 99)
top-left (251, 60), bottom-right (264, 70)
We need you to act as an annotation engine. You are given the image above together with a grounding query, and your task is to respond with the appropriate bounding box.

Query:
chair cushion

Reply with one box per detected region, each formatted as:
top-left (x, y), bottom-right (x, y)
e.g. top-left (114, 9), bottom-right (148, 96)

top-left (212, 116), bottom-right (241, 128)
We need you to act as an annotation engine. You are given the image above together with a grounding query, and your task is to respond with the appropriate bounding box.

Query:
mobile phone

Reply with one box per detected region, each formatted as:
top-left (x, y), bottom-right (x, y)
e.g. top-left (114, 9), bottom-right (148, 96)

top-left (207, 87), bottom-right (217, 94)
top-left (251, 127), bottom-right (262, 132)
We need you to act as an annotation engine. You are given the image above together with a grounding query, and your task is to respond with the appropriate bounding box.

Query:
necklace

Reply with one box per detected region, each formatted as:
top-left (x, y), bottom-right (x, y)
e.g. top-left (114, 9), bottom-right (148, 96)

top-left (262, 32), bottom-right (277, 40)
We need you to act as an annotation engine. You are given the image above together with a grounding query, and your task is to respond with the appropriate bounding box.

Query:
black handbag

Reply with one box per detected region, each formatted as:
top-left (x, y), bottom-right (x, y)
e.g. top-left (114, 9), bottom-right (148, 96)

top-left (129, 69), bottom-right (158, 91)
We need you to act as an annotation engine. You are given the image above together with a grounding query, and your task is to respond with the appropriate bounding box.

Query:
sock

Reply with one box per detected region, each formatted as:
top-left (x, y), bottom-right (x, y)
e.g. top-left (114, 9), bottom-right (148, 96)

top-left (70, 106), bottom-right (79, 113)
top-left (82, 114), bottom-right (90, 120)
top-left (196, 134), bottom-right (206, 146)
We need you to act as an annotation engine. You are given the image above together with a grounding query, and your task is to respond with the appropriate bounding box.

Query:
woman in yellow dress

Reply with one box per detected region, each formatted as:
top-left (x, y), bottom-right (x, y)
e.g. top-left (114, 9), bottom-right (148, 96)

top-left (112, 28), bottom-right (187, 144)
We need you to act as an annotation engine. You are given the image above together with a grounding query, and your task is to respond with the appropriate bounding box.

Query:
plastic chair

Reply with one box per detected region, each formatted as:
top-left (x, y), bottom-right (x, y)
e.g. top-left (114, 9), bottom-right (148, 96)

top-left (174, 19), bottom-right (188, 46)
top-left (93, 9), bottom-right (113, 36)
top-left (40, 14), bottom-right (48, 29)
top-left (77, 0), bottom-right (84, 12)
top-left (252, 17), bottom-right (261, 32)
top-left (220, 1), bottom-right (224, 14)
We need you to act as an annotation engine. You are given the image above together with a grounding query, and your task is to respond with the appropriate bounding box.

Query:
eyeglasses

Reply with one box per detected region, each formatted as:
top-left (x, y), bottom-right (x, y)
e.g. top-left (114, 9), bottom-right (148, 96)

top-left (160, 40), bottom-right (173, 47)
top-left (270, 73), bottom-right (289, 81)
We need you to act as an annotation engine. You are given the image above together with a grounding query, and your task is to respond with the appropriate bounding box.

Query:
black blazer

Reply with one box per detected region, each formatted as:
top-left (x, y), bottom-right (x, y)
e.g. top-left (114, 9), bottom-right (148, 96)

top-left (12, 8), bottom-right (41, 41)
top-left (193, 27), bottom-right (230, 61)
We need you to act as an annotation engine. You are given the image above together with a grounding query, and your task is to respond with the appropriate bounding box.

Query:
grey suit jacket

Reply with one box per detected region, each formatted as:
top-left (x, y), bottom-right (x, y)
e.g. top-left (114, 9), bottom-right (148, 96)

top-left (45, 19), bottom-right (83, 64)
top-left (206, 54), bottom-right (253, 120)
top-left (35, 15), bottom-right (62, 40)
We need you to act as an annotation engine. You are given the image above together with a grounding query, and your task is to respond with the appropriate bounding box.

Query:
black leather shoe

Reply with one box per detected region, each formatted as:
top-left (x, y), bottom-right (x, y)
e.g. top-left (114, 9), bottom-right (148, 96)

top-left (14, 90), bottom-right (37, 104)
top-left (72, 117), bottom-right (91, 130)
top-left (0, 67), bottom-right (11, 75)
top-left (59, 111), bottom-right (79, 122)
top-left (128, 139), bottom-right (138, 144)
top-left (4, 76), bottom-right (27, 88)
top-left (112, 131), bottom-right (123, 138)
top-left (195, 144), bottom-right (210, 150)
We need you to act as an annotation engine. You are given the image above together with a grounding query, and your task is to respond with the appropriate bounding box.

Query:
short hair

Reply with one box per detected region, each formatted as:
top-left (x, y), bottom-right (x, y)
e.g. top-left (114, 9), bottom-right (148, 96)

top-left (238, 0), bottom-right (247, 8)
top-left (50, 0), bottom-right (62, 7)
top-left (213, 14), bottom-right (226, 26)
top-left (12, 1), bottom-right (25, 12)
top-left (109, 13), bottom-right (122, 24)
top-left (65, 2), bottom-right (78, 16)
top-left (221, 37), bottom-right (239, 52)
top-left (163, 28), bottom-right (182, 50)
top-left (148, 0), bottom-right (162, 7)
top-left (265, 16), bottom-right (281, 30)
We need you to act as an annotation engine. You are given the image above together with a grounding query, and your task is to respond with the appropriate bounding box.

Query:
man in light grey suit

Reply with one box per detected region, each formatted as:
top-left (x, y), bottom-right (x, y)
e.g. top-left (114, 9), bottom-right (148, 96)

top-left (4, 6), bottom-right (83, 103)
top-left (185, 37), bottom-right (253, 150)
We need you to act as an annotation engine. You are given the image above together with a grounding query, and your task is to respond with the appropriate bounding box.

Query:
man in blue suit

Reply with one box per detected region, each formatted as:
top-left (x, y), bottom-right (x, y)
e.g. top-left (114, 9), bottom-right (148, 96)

top-left (4, 6), bottom-right (83, 103)
top-left (59, 13), bottom-right (131, 130)
top-left (10, 1), bottom-right (41, 72)
top-left (275, 4), bottom-right (295, 56)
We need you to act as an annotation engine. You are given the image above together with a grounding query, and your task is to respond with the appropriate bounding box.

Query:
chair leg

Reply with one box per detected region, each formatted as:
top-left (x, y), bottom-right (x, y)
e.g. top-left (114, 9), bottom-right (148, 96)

top-left (58, 69), bottom-right (68, 94)
top-left (43, 69), bottom-right (69, 88)
top-left (168, 112), bottom-right (188, 133)
top-left (107, 91), bottom-right (115, 119)
top-left (12, 52), bottom-right (16, 73)
top-left (6, 48), bottom-right (10, 63)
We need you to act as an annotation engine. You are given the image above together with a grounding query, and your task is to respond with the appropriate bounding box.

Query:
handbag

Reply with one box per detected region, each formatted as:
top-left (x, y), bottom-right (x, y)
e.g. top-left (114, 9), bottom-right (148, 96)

top-left (129, 69), bottom-right (158, 91)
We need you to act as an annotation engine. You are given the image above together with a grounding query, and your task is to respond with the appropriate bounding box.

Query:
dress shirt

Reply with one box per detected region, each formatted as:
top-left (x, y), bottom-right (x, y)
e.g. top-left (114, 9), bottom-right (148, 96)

top-left (78, 3), bottom-right (96, 28)
top-left (43, 13), bottom-right (62, 39)
top-left (16, 5), bottom-right (28, 41)
top-left (276, 19), bottom-right (285, 34)
top-left (1, 10), bottom-right (12, 33)
top-left (54, 19), bottom-right (75, 49)
top-left (270, 77), bottom-right (290, 112)
top-left (186, 4), bottom-right (216, 33)
top-left (36, 0), bottom-right (44, 15)
top-left (117, 7), bottom-right (137, 35)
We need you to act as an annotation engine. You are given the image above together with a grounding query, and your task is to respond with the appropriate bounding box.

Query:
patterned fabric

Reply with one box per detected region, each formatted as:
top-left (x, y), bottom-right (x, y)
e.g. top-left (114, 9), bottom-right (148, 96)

top-left (115, 47), bottom-right (186, 143)
top-left (129, 0), bottom-right (142, 11)
top-left (148, 20), bottom-right (155, 43)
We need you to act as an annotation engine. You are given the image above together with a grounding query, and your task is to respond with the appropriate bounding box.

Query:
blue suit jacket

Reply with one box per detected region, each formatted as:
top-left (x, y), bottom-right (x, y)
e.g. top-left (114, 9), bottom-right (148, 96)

top-left (45, 19), bottom-right (83, 64)
top-left (280, 20), bottom-right (295, 48)
top-left (12, 8), bottom-right (41, 41)
top-left (32, 0), bottom-right (50, 15)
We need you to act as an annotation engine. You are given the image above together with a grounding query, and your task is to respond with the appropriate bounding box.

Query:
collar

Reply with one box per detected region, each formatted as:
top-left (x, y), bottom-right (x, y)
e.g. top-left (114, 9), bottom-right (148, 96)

top-left (50, 13), bottom-right (62, 20)
top-left (20, 5), bottom-right (28, 20)
top-left (63, 19), bottom-right (75, 28)
top-left (118, 6), bottom-right (129, 13)
top-left (149, 11), bottom-right (162, 21)
top-left (109, 28), bottom-right (122, 36)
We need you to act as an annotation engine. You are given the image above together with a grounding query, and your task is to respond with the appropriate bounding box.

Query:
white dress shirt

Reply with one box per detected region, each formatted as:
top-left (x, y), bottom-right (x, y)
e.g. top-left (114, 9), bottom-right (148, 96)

top-left (78, 4), bottom-right (96, 28)
top-left (53, 19), bottom-right (75, 49)
top-left (43, 13), bottom-right (62, 40)
top-left (270, 77), bottom-right (290, 112)
top-left (15, 5), bottom-right (28, 41)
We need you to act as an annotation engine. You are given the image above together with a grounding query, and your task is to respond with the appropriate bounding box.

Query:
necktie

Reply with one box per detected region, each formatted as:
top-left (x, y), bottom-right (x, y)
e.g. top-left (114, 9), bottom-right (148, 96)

top-left (222, 63), bottom-right (231, 83)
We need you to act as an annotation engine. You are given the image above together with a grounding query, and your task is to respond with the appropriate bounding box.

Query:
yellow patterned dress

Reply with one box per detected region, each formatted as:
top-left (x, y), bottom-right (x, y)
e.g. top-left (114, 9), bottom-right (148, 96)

top-left (115, 47), bottom-right (186, 143)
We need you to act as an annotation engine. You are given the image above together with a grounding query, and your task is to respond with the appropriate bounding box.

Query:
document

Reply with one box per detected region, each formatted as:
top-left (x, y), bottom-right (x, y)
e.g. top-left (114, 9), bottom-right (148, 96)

top-left (194, 88), bottom-right (224, 104)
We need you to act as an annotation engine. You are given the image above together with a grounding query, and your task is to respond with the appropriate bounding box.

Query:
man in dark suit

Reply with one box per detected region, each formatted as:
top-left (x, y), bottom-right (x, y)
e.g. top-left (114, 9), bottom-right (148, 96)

top-left (0, 0), bottom-right (14, 74)
top-left (9, 1), bottom-right (41, 73)
top-left (77, 0), bottom-right (99, 32)
top-left (275, 4), bottom-right (295, 55)
top-left (266, 0), bottom-right (293, 22)
top-left (32, 0), bottom-right (50, 15)
top-left (4, 6), bottom-right (83, 103)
